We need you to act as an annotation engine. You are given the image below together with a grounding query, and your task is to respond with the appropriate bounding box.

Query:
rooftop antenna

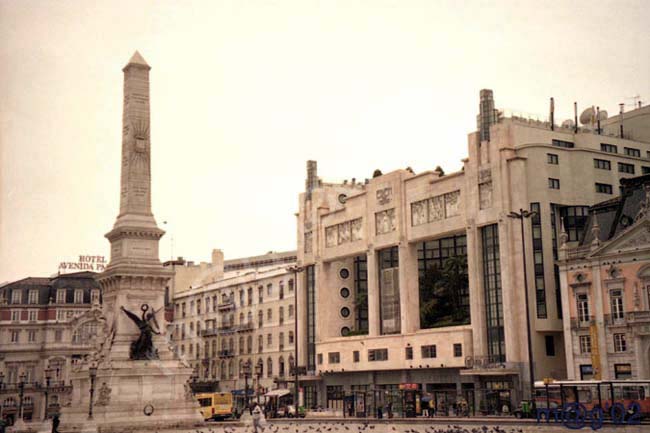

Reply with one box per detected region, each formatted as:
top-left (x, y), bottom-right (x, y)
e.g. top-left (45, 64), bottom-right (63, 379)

top-left (549, 97), bottom-right (555, 131)
top-left (619, 103), bottom-right (625, 138)
top-left (625, 94), bottom-right (641, 109)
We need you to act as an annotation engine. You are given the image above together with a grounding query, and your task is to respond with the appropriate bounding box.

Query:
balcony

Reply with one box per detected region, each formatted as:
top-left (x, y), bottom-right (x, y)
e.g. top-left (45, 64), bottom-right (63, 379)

top-left (604, 313), bottom-right (627, 327)
top-left (201, 328), bottom-right (219, 337)
top-left (218, 301), bottom-right (235, 311)
top-left (570, 316), bottom-right (595, 330)
top-left (627, 310), bottom-right (650, 324)
top-left (217, 350), bottom-right (235, 358)
top-left (217, 324), bottom-right (236, 334)
top-left (237, 321), bottom-right (255, 332)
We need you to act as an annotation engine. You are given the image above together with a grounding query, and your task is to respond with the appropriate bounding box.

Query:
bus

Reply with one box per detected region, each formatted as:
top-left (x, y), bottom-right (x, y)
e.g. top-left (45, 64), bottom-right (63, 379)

top-left (195, 392), bottom-right (234, 421)
top-left (533, 380), bottom-right (650, 421)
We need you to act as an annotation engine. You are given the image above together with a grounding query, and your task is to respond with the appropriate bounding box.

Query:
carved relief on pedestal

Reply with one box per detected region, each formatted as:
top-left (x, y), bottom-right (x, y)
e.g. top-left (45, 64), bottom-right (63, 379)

top-left (95, 382), bottom-right (112, 406)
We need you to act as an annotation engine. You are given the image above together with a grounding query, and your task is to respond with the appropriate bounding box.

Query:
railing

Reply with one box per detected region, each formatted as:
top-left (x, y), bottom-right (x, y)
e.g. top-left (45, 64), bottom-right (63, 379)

top-left (464, 355), bottom-right (518, 370)
top-left (604, 313), bottom-right (626, 327)
top-left (626, 310), bottom-right (650, 324)
top-left (217, 350), bottom-right (234, 358)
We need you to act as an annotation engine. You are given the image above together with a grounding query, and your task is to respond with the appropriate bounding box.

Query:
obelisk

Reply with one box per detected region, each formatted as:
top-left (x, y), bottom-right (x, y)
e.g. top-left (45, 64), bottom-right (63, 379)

top-left (60, 52), bottom-right (203, 433)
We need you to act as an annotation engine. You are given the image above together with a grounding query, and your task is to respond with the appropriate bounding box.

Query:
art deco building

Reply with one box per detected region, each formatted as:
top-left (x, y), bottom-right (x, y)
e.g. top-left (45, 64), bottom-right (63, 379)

top-left (0, 272), bottom-right (102, 424)
top-left (558, 175), bottom-right (650, 381)
top-left (294, 91), bottom-right (650, 415)
top-left (169, 250), bottom-right (298, 399)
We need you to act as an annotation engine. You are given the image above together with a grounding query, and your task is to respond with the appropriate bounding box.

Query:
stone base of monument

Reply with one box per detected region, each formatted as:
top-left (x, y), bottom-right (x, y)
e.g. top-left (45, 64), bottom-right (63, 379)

top-left (59, 349), bottom-right (204, 433)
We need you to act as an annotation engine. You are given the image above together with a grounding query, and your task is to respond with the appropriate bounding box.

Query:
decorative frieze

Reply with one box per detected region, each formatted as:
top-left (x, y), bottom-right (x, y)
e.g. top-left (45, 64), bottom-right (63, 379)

top-left (376, 187), bottom-right (392, 205)
top-left (325, 218), bottom-right (363, 247)
top-left (479, 168), bottom-right (493, 210)
top-left (375, 209), bottom-right (396, 235)
top-left (411, 190), bottom-right (461, 227)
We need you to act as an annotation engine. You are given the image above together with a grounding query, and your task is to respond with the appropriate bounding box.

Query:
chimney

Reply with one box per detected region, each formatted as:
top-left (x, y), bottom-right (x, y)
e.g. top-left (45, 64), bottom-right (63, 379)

top-left (477, 89), bottom-right (497, 142)
top-left (211, 249), bottom-right (224, 280)
top-left (550, 97), bottom-right (555, 131)
top-left (305, 160), bottom-right (318, 199)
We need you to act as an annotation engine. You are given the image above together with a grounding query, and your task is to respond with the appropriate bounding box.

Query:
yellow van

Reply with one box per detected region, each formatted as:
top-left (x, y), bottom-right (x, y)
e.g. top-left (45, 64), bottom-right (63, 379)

top-left (196, 392), bottom-right (233, 420)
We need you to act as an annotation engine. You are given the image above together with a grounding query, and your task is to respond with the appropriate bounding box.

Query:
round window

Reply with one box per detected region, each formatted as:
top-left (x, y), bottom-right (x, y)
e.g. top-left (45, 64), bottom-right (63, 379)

top-left (341, 327), bottom-right (350, 337)
top-left (338, 194), bottom-right (348, 204)
top-left (340, 307), bottom-right (350, 318)
top-left (339, 268), bottom-right (350, 279)
top-left (340, 287), bottom-right (350, 298)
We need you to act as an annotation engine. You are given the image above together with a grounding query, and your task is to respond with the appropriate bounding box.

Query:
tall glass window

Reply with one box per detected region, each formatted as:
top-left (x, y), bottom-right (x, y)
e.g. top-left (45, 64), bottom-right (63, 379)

top-left (482, 224), bottom-right (505, 362)
top-left (577, 294), bottom-right (590, 323)
top-left (610, 290), bottom-right (624, 320)
top-left (354, 255), bottom-right (369, 333)
top-left (417, 234), bottom-right (469, 328)
top-left (559, 206), bottom-right (590, 242)
top-left (530, 203), bottom-right (547, 318)
top-left (306, 265), bottom-right (316, 373)
top-left (550, 205), bottom-right (562, 318)
top-left (378, 246), bottom-right (400, 335)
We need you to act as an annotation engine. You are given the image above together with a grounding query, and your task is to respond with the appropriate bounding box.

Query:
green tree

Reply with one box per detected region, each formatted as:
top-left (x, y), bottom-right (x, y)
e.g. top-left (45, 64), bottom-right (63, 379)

top-left (419, 256), bottom-right (469, 328)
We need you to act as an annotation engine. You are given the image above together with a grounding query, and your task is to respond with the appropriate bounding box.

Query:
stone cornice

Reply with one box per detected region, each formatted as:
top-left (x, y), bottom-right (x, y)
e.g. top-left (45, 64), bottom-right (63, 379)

top-left (105, 226), bottom-right (164, 242)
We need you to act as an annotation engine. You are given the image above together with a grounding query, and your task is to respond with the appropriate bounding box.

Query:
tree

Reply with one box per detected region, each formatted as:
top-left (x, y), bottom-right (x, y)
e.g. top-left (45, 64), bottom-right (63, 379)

top-left (419, 256), bottom-right (469, 328)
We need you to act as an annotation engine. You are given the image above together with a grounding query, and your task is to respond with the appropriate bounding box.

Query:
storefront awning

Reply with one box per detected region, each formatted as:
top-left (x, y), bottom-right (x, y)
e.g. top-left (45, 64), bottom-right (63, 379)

top-left (265, 389), bottom-right (290, 397)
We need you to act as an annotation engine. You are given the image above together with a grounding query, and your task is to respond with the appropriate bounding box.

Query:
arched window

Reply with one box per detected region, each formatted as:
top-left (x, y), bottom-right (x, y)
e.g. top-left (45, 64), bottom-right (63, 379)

top-left (267, 357), bottom-right (273, 378)
top-left (258, 335), bottom-right (263, 353)
top-left (3, 398), bottom-right (16, 408)
top-left (258, 310), bottom-right (263, 328)
top-left (267, 309), bottom-right (272, 320)
top-left (211, 340), bottom-right (216, 357)
top-left (229, 338), bottom-right (234, 352)
top-left (221, 339), bottom-right (227, 352)
top-left (239, 290), bottom-right (245, 307)
top-left (228, 360), bottom-right (234, 379)
top-left (278, 357), bottom-right (285, 377)
top-left (246, 336), bottom-right (252, 354)
top-left (239, 337), bottom-right (244, 355)
top-left (238, 359), bottom-right (244, 379)
top-left (258, 286), bottom-right (263, 303)
top-left (247, 311), bottom-right (253, 325)
top-left (288, 279), bottom-right (294, 292)
top-left (239, 312), bottom-right (244, 324)
top-left (220, 360), bottom-right (226, 380)
top-left (279, 307), bottom-right (284, 325)
top-left (279, 281), bottom-right (285, 300)
top-left (247, 287), bottom-right (253, 306)
top-left (289, 354), bottom-right (295, 373)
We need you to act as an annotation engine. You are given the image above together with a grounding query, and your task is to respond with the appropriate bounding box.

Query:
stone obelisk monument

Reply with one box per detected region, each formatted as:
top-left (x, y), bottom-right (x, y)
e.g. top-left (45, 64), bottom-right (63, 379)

top-left (60, 52), bottom-right (203, 432)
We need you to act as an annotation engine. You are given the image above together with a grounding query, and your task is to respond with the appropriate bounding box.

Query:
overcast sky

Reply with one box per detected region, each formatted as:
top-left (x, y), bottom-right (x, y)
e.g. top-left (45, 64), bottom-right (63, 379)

top-left (1, 0), bottom-right (649, 282)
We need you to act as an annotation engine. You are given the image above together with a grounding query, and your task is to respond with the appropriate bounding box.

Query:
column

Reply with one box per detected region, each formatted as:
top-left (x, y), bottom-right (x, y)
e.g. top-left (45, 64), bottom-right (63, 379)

top-left (366, 249), bottom-right (380, 337)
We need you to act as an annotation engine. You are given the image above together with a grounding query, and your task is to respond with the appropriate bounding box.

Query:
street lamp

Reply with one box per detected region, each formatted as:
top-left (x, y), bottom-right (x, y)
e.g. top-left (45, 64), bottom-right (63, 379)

top-left (43, 367), bottom-right (53, 421)
top-left (88, 363), bottom-right (98, 420)
top-left (243, 360), bottom-right (251, 411)
top-left (286, 265), bottom-right (304, 411)
top-left (507, 209), bottom-right (537, 405)
top-left (18, 371), bottom-right (27, 423)
top-left (255, 362), bottom-right (263, 405)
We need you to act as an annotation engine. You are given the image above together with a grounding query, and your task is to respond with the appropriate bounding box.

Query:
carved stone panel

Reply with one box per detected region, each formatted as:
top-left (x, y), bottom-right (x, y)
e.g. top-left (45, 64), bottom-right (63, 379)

top-left (479, 181), bottom-right (493, 210)
top-left (444, 190), bottom-right (461, 217)
top-left (411, 200), bottom-right (427, 226)
top-left (375, 209), bottom-right (396, 235)
top-left (325, 226), bottom-right (337, 247)
top-left (428, 196), bottom-right (445, 221)
top-left (350, 219), bottom-right (363, 241)
top-left (376, 187), bottom-right (393, 206)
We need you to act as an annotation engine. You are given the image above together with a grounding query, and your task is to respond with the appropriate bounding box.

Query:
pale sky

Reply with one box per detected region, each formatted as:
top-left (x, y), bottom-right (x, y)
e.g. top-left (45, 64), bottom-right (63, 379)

top-left (1, 0), bottom-right (649, 283)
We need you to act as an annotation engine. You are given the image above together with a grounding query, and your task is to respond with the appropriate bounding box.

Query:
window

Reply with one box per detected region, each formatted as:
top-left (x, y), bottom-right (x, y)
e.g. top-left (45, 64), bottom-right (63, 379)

top-left (267, 309), bottom-right (272, 320)
top-left (559, 206), bottom-right (590, 241)
top-left (354, 255), bottom-right (369, 334)
top-left (28, 290), bottom-right (38, 304)
top-left (11, 310), bottom-right (20, 321)
top-left (368, 348), bottom-right (388, 361)
top-left (601, 143), bottom-right (617, 153)
top-left (552, 139), bottom-right (574, 148)
top-left (267, 358), bottom-right (273, 377)
top-left (618, 162), bottom-right (635, 174)
top-left (258, 286), bottom-right (263, 303)
top-left (196, 299), bottom-right (201, 314)
top-left (548, 178), bottom-right (560, 189)
top-left (239, 290), bottom-right (244, 307)
top-left (340, 307), bottom-right (350, 318)
top-left (258, 310), bottom-right (263, 328)
top-left (288, 304), bottom-right (294, 318)
top-left (267, 334), bottom-right (272, 346)
top-left (353, 351), bottom-right (360, 363)
top-left (580, 365), bottom-right (594, 380)
top-left (614, 333), bottom-right (627, 352)
top-left (610, 290), bottom-right (624, 320)
top-left (28, 310), bottom-right (37, 321)
top-left (247, 287), bottom-right (253, 306)
top-left (577, 294), bottom-right (590, 323)
top-left (624, 147), bottom-right (640, 157)
top-left (91, 290), bottom-right (100, 304)
top-left (579, 335), bottom-right (591, 354)
top-left (317, 353), bottom-right (323, 365)
top-left (181, 303), bottom-right (186, 318)
top-left (56, 289), bottom-right (66, 304)
top-left (596, 183), bottom-right (613, 194)
top-left (545, 335), bottom-right (555, 356)
top-left (453, 343), bottom-right (463, 357)
top-left (28, 330), bottom-right (36, 342)
top-left (547, 153), bottom-right (559, 164)
top-left (279, 307), bottom-right (284, 325)
top-left (405, 346), bottom-right (413, 360)
top-left (279, 332), bottom-right (284, 350)
top-left (328, 352), bottom-right (340, 364)
top-left (279, 282), bottom-right (285, 300)
top-left (594, 159), bottom-right (611, 170)
top-left (530, 203), bottom-right (547, 318)
top-left (421, 345), bottom-right (437, 358)
top-left (74, 289), bottom-right (83, 304)
top-left (11, 290), bottom-right (22, 304)
top-left (267, 284), bottom-right (272, 296)
top-left (643, 166), bottom-right (650, 174)
top-left (11, 331), bottom-right (19, 343)
top-left (55, 329), bottom-right (63, 342)
top-left (288, 331), bottom-right (294, 344)
top-left (288, 279), bottom-right (294, 292)
top-left (340, 327), bottom-right (350, 336)
top-left (614, 364), bottom-right (632, 379)
top-left (482, 224), bottom-right (505, 362)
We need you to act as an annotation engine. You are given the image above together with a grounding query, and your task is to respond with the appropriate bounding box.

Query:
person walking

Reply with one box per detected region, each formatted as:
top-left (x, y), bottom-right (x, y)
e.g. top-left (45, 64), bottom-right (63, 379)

top-left (252, 404), bottom-right (265, 433)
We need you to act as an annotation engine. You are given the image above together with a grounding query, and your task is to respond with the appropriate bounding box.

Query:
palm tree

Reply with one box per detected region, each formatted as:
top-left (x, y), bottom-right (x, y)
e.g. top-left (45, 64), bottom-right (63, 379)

top-left (419, 256), bottom-right (469, 328)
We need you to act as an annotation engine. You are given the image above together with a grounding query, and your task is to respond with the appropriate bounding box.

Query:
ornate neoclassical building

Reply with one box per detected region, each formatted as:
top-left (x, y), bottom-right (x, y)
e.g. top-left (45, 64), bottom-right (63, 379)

top-left (0, 271), bottom-right (102, 423)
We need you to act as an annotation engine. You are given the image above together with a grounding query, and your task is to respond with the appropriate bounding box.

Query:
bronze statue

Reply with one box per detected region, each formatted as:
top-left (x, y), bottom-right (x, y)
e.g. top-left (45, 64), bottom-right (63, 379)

top-left (120, 304), bottom-right (161, 360)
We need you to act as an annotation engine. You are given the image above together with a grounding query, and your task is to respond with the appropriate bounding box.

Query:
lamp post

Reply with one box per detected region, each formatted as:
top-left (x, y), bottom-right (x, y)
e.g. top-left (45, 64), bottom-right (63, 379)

top-left (18, 371), bottom-right (27, 423)
top-left (255, 362), bottom-right (262, 405)
top-left (43, 367), bottom-right (53, 421)
top-left (243, 361), bottom-right (251, 411)
top-left (88, 363), bottom-right (98, 420)
top-left (286, 265), bottom-right (304, 411)
top-left (507, 209), bottom-right (537, 405)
